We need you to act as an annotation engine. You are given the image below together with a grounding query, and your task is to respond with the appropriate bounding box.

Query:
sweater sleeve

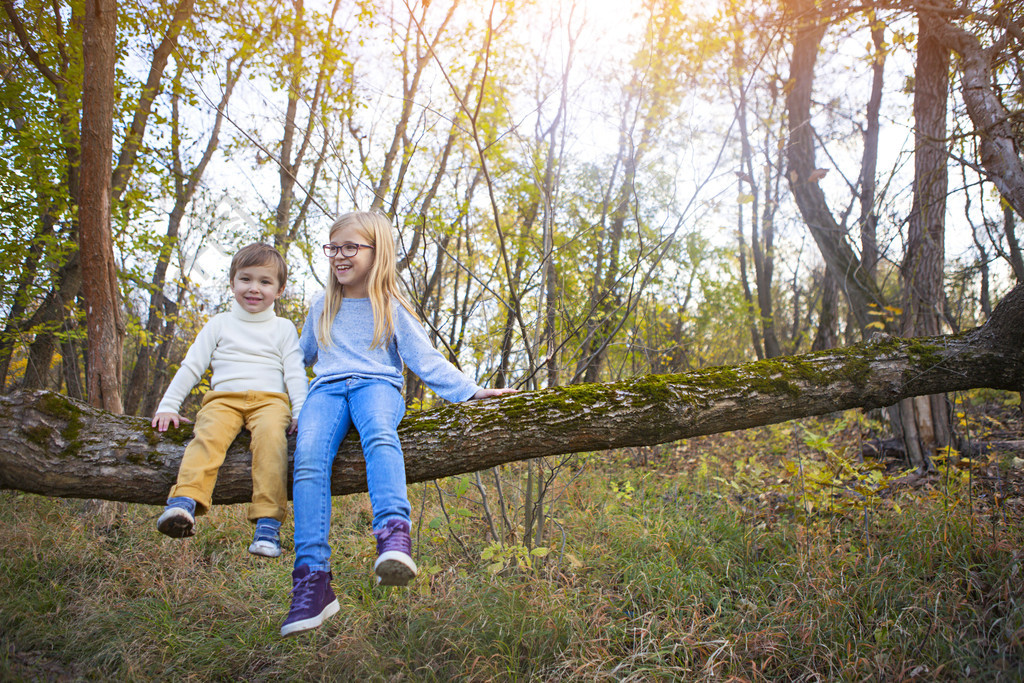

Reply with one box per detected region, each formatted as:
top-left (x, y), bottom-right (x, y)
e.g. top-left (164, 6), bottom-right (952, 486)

top-left (394, 305), bottom-right (482, 403)
top-left (298, 298), bottom-right (320, 368)
top-left (155, 317), bottom-right (220, 414)
top-left (281, 320), bottom-right (308, 416)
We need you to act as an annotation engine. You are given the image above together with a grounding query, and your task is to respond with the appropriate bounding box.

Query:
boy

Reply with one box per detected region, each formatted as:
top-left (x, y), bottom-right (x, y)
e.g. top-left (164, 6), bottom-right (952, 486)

top-left (152, 242), bottom-right (308, 558)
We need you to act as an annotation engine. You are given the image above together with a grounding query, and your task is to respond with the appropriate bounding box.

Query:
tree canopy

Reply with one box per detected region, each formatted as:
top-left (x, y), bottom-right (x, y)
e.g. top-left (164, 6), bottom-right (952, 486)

top-left (1, 0), bottom-right (1023, 481)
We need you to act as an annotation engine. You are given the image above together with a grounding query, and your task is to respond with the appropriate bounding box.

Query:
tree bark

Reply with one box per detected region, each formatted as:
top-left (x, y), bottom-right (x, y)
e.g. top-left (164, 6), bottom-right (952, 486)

top-left (784, 0), bottom-right (885, 333)
top-left (899, 8), bottom-right (952, 468)
top-left (80, 0), bottom-right (123, 414)
top-left (1004, 204), bottom-right (1024, 282)
top-left (929, 13), bottom-right (1024, 220)
top-left (3, 283), bottom-right (1024, 505)
top-left (858, 21), bottom-right (885, 280)
top-left (811, 266), bottom-right (839, 351)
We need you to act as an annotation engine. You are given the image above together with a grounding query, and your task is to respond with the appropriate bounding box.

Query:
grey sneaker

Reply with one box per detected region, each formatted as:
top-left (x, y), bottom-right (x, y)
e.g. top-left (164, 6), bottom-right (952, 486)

top-left (280, 566), bottom-right (340, 637)
top-left (157, 505), bottom-right (195, 538)
top-left (372, 520), bottom-right (417, 586)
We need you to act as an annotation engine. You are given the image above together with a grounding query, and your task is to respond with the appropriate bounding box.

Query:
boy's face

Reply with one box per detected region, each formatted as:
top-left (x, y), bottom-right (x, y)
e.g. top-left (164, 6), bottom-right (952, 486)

top-left (231, 264), bottom-right (284, 314)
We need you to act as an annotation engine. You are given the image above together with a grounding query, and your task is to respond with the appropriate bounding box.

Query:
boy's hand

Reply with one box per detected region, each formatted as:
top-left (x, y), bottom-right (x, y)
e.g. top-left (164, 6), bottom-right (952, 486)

top-left (288, 418), bottom-right (298, 434)
top-left (471, 387), bottom-right (518, 400)
top-left (152, 412), bottom-right (188, 432)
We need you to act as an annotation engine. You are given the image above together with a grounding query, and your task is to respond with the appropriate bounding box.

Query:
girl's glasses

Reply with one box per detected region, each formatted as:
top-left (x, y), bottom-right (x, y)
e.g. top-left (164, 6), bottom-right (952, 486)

top-left (323, 242), bottom-right (374, 258)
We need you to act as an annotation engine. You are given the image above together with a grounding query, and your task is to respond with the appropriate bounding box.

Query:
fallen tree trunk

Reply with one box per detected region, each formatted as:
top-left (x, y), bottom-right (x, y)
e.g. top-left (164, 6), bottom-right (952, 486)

top-left (3, 285), bottom-right (1024, 505)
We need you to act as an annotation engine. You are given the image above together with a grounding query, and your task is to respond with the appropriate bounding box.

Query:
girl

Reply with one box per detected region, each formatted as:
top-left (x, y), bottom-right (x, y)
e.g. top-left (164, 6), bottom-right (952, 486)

top-left (280, 211), bottom-right (515, 637)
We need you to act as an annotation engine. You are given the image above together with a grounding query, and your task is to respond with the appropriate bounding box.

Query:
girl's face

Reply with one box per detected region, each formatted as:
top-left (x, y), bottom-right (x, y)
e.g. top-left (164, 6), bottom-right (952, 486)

top-left (327, 222), bottom-right (375, 298)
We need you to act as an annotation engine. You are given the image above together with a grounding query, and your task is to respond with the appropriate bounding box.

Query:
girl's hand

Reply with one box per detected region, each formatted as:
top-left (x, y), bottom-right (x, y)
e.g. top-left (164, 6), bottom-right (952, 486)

top-left (472, 387), bottom-right (518, 400)
top-left (152, 412), bottom-right (188, 432)
top-left (288, 418), bottom-right (298, 434)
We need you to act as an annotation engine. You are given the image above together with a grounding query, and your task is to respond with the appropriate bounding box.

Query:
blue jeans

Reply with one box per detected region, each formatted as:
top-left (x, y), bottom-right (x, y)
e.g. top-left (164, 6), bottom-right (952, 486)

top-left (292, 377), bottom-right (410, 572)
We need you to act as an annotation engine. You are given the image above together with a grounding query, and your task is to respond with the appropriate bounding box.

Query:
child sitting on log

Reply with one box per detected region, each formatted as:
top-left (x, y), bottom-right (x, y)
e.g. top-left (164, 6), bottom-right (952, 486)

top-left (151, 242), bottom-right (308, 558)
top-left (279, 211), bottom-right (516, 636)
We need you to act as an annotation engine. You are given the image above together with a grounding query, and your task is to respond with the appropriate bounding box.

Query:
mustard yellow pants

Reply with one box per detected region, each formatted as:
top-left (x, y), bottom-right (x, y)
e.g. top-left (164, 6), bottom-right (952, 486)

top-left (169, 390), bottom-right (291, 522)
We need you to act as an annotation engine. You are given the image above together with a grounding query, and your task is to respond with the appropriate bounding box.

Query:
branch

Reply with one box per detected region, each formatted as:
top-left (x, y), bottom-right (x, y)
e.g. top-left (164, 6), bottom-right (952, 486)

top-left (1, 0), bottom-right (63, 85)
top-left (111, 0), bottom-right (196, 203)
top-left (926, 11), bottom-right (1024, 220)
top-left (2, 283), bottom-right (1024, 506)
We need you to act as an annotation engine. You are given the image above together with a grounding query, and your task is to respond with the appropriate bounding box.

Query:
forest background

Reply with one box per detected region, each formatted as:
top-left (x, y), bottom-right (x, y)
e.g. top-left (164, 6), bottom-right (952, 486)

top-left (3, 0), bottom-right (1024, 679)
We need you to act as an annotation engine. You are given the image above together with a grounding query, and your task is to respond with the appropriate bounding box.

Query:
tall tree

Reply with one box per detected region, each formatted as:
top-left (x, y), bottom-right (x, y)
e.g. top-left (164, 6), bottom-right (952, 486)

top-left (79, 0), bottom-right (122, 413)
top-left (271, 0), bottom-right (346, 254)
top-left (730, 5), bottom-right (785, 359)
top-left (897, 8), bottom-right (952, 469)
top-left (1, 0), bottom-right (195, 403)
top-left (784, 0), bottom-right (887, 335)
top-left (927, 8), bottom-right (1024, 219)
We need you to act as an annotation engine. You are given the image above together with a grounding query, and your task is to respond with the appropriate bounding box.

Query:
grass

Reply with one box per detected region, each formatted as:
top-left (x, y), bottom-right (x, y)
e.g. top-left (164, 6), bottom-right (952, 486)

top-left (2, 409), bottom-right (1023, 681)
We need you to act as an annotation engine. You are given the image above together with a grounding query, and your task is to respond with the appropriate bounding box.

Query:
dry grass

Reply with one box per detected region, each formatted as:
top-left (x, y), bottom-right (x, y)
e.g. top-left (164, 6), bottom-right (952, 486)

top-left (2, 403), bottom-right (1023, 681)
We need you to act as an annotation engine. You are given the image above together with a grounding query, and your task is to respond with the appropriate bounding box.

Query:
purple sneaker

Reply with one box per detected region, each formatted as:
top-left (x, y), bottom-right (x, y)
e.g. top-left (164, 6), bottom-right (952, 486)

top-left (280, 565), bottom-right (340, 637)
top-left (372, 520), bottom-right (417, 586)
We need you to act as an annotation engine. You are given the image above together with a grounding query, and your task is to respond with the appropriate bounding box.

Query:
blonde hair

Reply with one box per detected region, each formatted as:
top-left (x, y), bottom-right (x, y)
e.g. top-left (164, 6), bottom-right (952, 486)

top-left (317, 211), bottom-right (418, 349)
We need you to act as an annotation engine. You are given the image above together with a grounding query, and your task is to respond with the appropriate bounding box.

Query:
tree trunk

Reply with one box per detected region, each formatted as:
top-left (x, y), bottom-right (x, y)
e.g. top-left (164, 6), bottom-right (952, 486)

top-left (3, 283), bottom-right (1024, 505)
top-left (109, 0), bottom-right (196, 203)
top-left (80, 0), bottom-right (123, 414)
top-left (811, 267), bottom-right (839, 351)
top-left (859, 21), bottom-right (885, 280)
top-left (733, 41), bottom-right (782, 360)
top-left (898, 9), bottom-right (951, 469)
top-left (784, 0), bottom-right (884, 333)
top-left (1004, 204), bottom-right (1024, 282)
top-left (737, 205), bottom-right (766, 360)
top-left (20, 258), bottom-right (82, 391)
top-left (929, 13), bottom-right (1024, 220)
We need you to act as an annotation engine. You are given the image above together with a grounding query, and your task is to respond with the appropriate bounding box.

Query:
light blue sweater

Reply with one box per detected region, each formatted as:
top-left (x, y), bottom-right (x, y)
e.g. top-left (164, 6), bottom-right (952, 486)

top-left (298, 294), bottom-right (482, 402)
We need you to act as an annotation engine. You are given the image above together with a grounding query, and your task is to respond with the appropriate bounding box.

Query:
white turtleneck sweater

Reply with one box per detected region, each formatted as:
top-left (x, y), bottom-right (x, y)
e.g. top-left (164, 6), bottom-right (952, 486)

top-left (156, 301), bottom-right (308, 417)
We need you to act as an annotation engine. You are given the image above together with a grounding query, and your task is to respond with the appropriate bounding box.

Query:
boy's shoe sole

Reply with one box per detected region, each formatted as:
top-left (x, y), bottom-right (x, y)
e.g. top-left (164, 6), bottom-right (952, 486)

top-left (248, 539), bottom-right (282, 558)
top-left (280, 599), bottom-right (340, 637)
top-left (374, 551), bottom-right (417, 586)
top-left (157, 507), bottom-right (195, 538)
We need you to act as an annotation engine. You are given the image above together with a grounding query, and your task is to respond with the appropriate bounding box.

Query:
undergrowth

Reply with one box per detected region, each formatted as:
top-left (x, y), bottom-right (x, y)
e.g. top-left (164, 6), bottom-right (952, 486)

top-left (2, 406), bottom-right (1023, 681)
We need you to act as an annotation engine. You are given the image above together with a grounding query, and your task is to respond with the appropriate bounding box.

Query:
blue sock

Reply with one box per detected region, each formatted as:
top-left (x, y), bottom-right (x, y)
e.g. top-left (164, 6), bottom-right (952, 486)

top-left (166, 496), bottom-right (196, 516)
